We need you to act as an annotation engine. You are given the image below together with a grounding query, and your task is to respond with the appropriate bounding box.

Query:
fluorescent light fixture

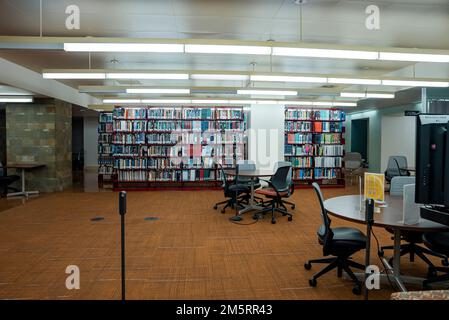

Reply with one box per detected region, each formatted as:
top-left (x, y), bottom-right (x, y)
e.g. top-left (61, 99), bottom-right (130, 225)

top-left (381, 80), bottom-right (449, 87)
top-left (272, 47), bottom-right (378, 60)
top-left (237, 89), bottom-right (297, 96)
top-left (185, 44), bottom-right (271, 55)
top-left (379, 52), bottom-right (449, 63)
top-left (340, 92), bottom-right (395, 99)
top-left (250, 75), bottom-right (327, 83)
top-left (64, 43), bottom-right (184, 52)
top-left (126, 88), bottom-right (190, 94)
top-left (328, 78), bottom-right (382, 85)
top-left (0, 92), bottom-right (32, 96)
top-left (190, 74), bottom-right (249, 81)
top-left (43, 72), bottom-right (106, 79)
top-left (0, 97), bottom-right (33, 103)
top-left (332, 102), bottom-right (358, 107)
top-left (191, 99), bottom-right (229, 104)
top-left (366, 93), bottom-right (395, 99)
top-left (141, 99), bottom-right (191, 104)
top-left (106, 73), bottom-right (188, 80)
top-left (103, 99), bottom-right (141, 104)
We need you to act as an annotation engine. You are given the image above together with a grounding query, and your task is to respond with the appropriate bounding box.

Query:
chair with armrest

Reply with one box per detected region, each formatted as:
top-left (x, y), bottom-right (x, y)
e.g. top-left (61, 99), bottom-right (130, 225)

top-left (273, 161), bottom-right (296, 210)
top-left (304, 182), bottom-right (366, 295)
top-left (0, 162), bottom-right (20, 196)
top-left (213, 163), bottom-right (250, 214)
top-left (236, 160), bottom-right (262, 204)
top-left (343, 152), bottom-right (363, 185)
top-left (422, 232), bottom-right (449, 289)
top-left (380, 177), bottom-right (448, 267)
top-left (385, 156), bottom-right (411, 184)
top-left (254, 165), bottom-right (293, 224)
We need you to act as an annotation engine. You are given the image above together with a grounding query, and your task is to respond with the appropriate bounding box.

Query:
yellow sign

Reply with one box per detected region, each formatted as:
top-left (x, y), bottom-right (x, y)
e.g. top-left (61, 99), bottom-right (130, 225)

top-left (364, 173), bottom-right (385, 202)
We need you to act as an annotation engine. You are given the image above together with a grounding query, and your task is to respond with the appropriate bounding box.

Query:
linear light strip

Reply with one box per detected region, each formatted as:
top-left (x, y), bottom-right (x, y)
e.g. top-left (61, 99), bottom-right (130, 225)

top-left (237, 89), bottom-right (298, 96)
top-left (341, 92), bottom-right (395, 99)
top-left (0, 97), bottom-right (33, 103)
top-left (62, 42), bottom-right (449, 63)
top-left (126, 88), bottom-right (190, 94)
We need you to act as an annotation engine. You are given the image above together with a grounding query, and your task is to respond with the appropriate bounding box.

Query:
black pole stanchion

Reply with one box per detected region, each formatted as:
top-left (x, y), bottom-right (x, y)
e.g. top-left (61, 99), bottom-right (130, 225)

top-left (119, 191), bottom-right (127, 301)
top-left (364, 198), bottom-right (374, 300)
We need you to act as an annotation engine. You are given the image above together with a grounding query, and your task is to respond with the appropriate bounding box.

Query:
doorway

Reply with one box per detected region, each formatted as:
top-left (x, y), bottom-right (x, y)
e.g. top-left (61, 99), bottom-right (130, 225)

top-left (351, 119), bottom-right (369, 166)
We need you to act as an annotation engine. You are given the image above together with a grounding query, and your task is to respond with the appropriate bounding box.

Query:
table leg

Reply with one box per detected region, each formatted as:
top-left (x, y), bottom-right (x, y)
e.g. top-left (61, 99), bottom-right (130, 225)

top-left (238, 177), bottom-right (264, 215)
top-left (7, 168), bottom-right (39, 198)
top-left (391, 229), bottom-right (407, 292)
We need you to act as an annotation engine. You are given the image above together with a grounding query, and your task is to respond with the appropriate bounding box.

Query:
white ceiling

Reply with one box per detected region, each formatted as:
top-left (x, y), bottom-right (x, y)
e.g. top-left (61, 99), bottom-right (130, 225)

top-left (0, 0), bottom-right (448, 104)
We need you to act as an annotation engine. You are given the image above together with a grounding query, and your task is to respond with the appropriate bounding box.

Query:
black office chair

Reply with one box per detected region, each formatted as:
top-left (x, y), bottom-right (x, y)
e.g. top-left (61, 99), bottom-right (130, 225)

top-left (255, 165), bottom-right (293, 224)
top-left (385, 156), bottom-right (410, 184)
top-left (304, 182), bottom-right (366, 295)
top-left (0, 162), bottom-right (20, 196)
top-left (213, 163), bottom-right (250, 214)
top-left (236, 160), bottom-right (263, 204)
top-left (422, 232), bottom-right (449, 289)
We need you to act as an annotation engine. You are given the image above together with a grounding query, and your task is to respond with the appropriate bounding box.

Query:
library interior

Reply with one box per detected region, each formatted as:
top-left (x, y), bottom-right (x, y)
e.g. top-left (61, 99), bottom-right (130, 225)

top-left (1, 0), bottom-right (449, 302)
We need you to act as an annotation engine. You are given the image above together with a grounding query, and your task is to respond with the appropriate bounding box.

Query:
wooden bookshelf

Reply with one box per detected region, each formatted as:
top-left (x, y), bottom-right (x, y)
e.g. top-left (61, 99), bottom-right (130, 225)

top-left (284, 107), bottom-right (345, 188)
top-left (111, 106), bottom-right (247, 190)
top-left (97, 112), bottom-right (114, 187)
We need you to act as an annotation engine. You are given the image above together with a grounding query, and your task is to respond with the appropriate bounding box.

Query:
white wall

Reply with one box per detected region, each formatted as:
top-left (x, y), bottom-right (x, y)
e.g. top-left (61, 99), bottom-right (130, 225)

top-left (248, 104), bottom-right (284, 170)
top-left (83, 117), bottom-right (99, 168)
top-left (380, 115), bottom-right (416, 172)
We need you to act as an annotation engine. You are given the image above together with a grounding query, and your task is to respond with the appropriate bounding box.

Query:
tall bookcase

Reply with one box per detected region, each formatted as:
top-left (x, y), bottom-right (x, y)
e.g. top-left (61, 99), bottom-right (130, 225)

top-left (284, 107), bottom-right (345, 188)
top-left (111, 106), bottom-right (247, 190)
top-left (98, 112), bottom-right (114, 187)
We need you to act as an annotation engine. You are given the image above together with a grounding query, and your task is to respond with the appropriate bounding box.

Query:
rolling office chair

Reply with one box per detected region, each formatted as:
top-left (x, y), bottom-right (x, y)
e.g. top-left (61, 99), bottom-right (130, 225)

top-left (0, 162), bottom-right (20, 196)
top-left (213, 163), bottom-right (250, 213)
top-left (385, 156), bottom-right (411, 184)
top-left (343, 152), bottom-right (363, 185)
top-left (255, 165), bottom-right (293, 224)
top-left (380, 177), bottom-right (448, 267)
top-left (304, 183), bottom-right (366, 295)
top-left (422, 232), bottom-right (449, 289)
top-left (236, 160), bottom-right (263, 204)
top-left (273, 161), bottom-right (296, 210)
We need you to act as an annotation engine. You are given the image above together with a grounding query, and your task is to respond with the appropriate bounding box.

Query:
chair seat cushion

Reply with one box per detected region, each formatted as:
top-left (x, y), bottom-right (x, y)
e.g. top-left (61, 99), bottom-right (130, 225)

top-left (318, 226), bottom-right (366, 255)
top-left (423, 232), bottom-right (449, 256)
top-left (228, 184), bottom-right (250, 192)
top-left (255, 188), bottom-right (287, 197)
top-left (385, 227), bottom-right (424, 243)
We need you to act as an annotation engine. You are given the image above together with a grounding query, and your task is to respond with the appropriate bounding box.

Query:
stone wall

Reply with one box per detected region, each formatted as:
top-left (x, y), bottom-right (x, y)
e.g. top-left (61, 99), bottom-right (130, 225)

top-left (0, 108), bottom-right (5, 167)
top-left (6, 99), bottom-right (72, 192)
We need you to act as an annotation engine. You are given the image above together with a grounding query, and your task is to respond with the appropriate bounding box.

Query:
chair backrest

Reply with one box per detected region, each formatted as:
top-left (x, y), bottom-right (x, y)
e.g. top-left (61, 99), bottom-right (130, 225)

top-left (386, 155), bottom-right (408, 178)
top-left (270, 165), bottom-right (291, 193)
top-left (390, 176), bottom-right (416, 196)
top-left (312, 182), bottom-right (333, 255)
top-left (344, 152), bottom-right (362, 169)
top-left (273, 161), bottom-right (292, 186)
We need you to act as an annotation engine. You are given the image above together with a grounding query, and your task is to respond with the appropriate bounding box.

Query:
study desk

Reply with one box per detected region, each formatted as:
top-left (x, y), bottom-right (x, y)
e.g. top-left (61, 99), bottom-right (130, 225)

top-left (324, 195), bottom-right (448, 292)
top-left (225, 169), bottom-right (274, 215)
top-left (6, 163), bottom-right (46, 198)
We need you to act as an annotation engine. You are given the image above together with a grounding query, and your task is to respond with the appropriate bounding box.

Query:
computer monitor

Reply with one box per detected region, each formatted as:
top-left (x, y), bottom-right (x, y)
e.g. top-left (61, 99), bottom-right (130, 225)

top-left (415, 114), bottom-right (449, 207)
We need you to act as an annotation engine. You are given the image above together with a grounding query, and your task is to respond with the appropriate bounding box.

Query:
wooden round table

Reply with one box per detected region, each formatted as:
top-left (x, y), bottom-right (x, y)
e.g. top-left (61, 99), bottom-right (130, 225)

top-left (324, 194), bottom-right (448, 291)
top-left (225, 169), bottom-right (275, 215)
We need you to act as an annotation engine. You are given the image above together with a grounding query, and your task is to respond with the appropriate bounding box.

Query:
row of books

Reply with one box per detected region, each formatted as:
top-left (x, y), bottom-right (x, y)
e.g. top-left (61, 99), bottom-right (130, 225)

top-left (314, 168), bottom-right (341, 179)
top-left (293, 169), bottom-right (313, 180)
top-left (113, 107), bottom-right (244, 120)
top-left (113, 133), bottom-right (146, 144)
top-left (148, 108), bottom-right (182, 119)
top-left (98, 144), bottom-right (113, 155)
top-left (98, 133), bottom-right (112, 144)
top-left (98, 122), bottom-right (113, 133)
top-left (99, 113), bottom-right (113, 123)
top-left (98, 157), bottom-right (113, 166)
top-left (117, 169), bottom-right (222, 182)
top-left (314, 157), bottom-right (343, 168)
top-left (285, 121), bottom-right (312, 132)
top-left (114, 120), bottom-right (147, 132)
top-left (114, 158), bottom-right (148, 169)
top-left (284, 144), bottom-right (314, 156)
top-left (314, 133), bottom-right (342, 144)
top-left (313, 122), bottom-right (343, 133)
top-left (286, 133), bottom-right (313, 144)
top-left (315, 145), bottom-right (344, 156)
top-left (147, 120), bottom-right (245, 131)
top-left (285, 109), bottom-right (345, 121)
top-left (99, 164), bottom-right (114, 175)
top-left (287, 157), bottom-right (313, 168)
top-left (114, 108), bottom-right (147, 119)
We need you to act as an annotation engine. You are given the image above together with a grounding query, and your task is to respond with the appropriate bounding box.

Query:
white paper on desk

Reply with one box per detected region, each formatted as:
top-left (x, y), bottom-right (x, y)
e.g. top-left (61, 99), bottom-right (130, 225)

top-left (403, 184), bottom-right (420, 225)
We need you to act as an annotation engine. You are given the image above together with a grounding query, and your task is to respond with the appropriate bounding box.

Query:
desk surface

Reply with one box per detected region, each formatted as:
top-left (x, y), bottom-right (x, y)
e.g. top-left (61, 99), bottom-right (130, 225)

top-left (224, 169), bottom-right (274, 177)
top-left (6, 163), bottom-right (46, 169)
top-left (324, 195), bottom-right (448, 232)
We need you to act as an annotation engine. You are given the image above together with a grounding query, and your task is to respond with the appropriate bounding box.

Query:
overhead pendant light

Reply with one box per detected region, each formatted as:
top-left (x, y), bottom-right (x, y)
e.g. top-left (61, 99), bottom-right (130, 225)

top-left (190, 74), bottom-right (250, 81)
top-left (237, 89), bottom-right (297, 96)
top-left (381, 80), bottom-right (449, 87)
top-left (250, 75), bottom-right (327, 83)
top-left (43, 72), bottom-right (106, 79)
top-left (185, 44), bottom-right (271, 55)
top-left (126, 88), bottom-right (190, 94)
top-left (379, 52), bottom-right (449, 63)
top-left (106, 73), bottom-right (188, 80)
top-left (328, 78), bottom-right (382, 85)
top-left (0, 97), bottom-right (33, 103)
top-left (272, 47), bottom-right (378, 60)
top-left (64, 43), bottom-right (184, 52)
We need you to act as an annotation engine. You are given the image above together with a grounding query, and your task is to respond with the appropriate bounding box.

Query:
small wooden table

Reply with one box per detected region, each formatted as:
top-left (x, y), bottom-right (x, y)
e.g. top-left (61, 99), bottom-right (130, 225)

top-left (225, 169), bottom-right (275, 215)
top-left (6, 163), bottom-right (46, 198)
top-left (324, 195), bottom-right (448, 292)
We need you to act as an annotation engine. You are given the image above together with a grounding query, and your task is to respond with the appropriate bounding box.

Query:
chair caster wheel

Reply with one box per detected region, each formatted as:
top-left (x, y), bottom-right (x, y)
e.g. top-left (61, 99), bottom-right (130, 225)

top-left (291, 205), bottom-right (295, 209)
top-left (213, 205), bottom-right (218, 210)
top-left (220, 209), bottom-right (225, 214)
top-left (288, 216), bottom-right (293, 221)
top-left (271, 218), bottom-right (276, 224)
top-left (427, 268), bottom-right (437, 278)
top-left (304, 262), bottom-right (312, 270)
top-left (352, 285), bottom-right (362, 295)
top-left (309, 278), bottom-right (317, 287)
top-left (442, 259), bottom-right (449, 267)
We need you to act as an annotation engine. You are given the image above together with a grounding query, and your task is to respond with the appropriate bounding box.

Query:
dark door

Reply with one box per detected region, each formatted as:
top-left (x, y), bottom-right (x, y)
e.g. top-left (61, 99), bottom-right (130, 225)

top-left (351, 119), bottom-right (368, 163)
